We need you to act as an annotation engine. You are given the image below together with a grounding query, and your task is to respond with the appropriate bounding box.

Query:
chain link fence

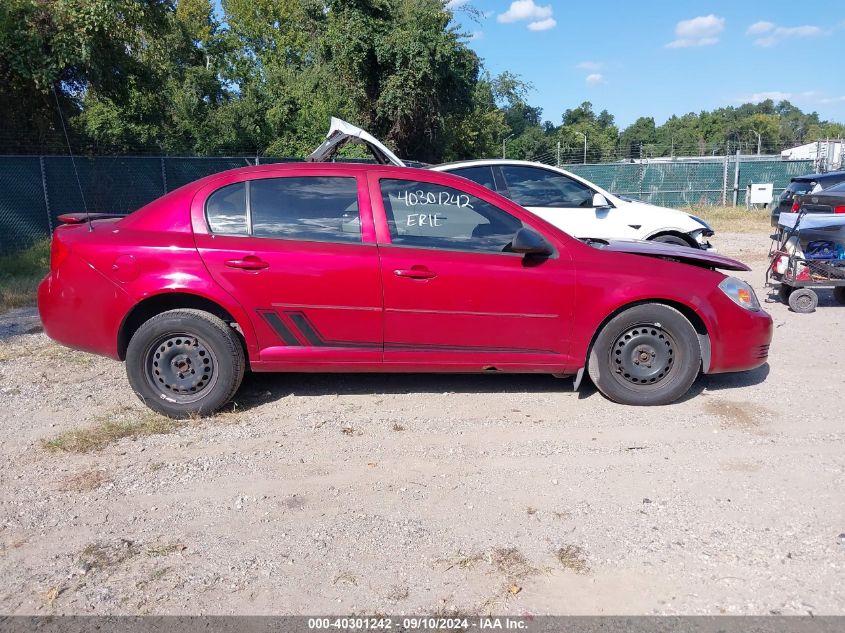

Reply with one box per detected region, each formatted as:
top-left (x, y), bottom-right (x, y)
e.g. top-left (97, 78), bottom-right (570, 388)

top-left (0, 154), bottom-right (820, 254)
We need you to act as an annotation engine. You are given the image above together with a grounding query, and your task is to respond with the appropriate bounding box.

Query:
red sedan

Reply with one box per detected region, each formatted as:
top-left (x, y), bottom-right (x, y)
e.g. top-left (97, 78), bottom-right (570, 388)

top-left (38, 163), bottom-right (772, 417)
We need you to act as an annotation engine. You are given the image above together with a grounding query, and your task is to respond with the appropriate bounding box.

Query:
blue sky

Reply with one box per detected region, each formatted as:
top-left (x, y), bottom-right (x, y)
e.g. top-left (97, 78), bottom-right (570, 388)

top-left (448, 0), bottom-right (845, 127)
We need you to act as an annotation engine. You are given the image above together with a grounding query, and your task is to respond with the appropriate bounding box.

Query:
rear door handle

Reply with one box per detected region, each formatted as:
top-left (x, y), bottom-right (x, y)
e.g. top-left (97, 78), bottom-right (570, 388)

top-left (394, 266), bottom-right (437, 280)
top-left (225, 256), bottom-right (269, 270)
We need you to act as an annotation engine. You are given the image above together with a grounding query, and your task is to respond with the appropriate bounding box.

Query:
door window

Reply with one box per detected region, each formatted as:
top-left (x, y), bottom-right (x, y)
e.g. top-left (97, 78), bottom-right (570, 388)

top-left (380, 179), bottom-right (523, 253)
top-left (448, 166), bottom-right (497, 190)
top-left (249, 176), bottom-right (361, 243)
top-left (501, 165), bottom-right (593, 208)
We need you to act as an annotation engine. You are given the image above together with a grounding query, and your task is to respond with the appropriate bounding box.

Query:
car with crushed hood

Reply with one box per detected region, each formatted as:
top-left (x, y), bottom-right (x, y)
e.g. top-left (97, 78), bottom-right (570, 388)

top-left (309, 118), bottom-right (715, 249)
top-left (39, 159), bottom-right (772, 417)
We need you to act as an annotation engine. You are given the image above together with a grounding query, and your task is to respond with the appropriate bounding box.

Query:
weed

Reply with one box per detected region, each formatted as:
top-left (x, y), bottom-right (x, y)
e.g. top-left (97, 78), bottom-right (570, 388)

top-left (555, 544), bottom-right (590, 574)
top-left (42, 409), bottom-right (176, 453)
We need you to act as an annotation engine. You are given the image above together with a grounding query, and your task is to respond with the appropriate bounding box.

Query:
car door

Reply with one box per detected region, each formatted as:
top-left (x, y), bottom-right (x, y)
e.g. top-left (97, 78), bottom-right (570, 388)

top-left (193, 170), bottom-right (383, 367)
top-left (368, 170), bottom-right (577, 370)
top-left (497, 164), bottom-right (640, 240)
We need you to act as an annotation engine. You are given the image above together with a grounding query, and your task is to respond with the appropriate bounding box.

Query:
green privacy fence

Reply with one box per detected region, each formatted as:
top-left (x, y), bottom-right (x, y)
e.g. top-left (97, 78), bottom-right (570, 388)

top-left (0, 154), bottom-right (818, 254)
top-left (563, 158), bottom-right (816, 208)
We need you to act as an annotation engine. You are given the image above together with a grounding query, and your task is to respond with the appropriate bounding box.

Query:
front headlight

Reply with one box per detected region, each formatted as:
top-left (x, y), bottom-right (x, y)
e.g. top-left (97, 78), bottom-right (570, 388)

top-left (719, 277), bottom-right (761, 311)
top-left (688, 214), bottom-right (715, 236)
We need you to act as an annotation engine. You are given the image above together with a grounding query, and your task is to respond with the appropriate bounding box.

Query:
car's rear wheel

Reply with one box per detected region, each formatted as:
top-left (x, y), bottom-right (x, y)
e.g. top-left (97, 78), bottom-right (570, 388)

top-left (587, 304), bottom-right (701, 406)
top-left (126, 309), bottom-right (245, 418)
top-left (651, 234), bottom-right (692, 247)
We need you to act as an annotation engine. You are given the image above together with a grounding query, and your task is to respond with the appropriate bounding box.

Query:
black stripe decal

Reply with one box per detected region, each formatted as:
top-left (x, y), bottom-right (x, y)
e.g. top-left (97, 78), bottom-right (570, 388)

top-left (262, 308), bottom-right (560, 355)
top-left (257, 309), bottom-right (301, 346)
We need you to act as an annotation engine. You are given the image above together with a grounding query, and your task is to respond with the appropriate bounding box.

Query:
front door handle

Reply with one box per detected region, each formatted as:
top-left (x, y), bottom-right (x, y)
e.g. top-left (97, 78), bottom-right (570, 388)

top-left (225, 256), bottom-right (269, 270)
top-left (394, 266), bottom-right (437, 280)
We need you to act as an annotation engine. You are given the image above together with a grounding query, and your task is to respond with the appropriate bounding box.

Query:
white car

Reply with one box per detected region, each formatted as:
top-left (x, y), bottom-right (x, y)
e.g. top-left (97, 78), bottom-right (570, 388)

top-left (430, 160), bottom-right (714, 249)
top-left (307, 118), bottom-right (714, 249)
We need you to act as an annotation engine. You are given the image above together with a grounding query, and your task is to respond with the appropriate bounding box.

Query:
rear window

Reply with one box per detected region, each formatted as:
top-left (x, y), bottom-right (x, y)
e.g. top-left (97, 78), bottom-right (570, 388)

top-left (250, 177), bottom-right (360, 243)
top-left (205, 176), bottom-right (361, 243)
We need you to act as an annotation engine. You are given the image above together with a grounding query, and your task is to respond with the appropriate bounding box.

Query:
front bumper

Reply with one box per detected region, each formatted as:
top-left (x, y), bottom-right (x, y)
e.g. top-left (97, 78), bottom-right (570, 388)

top-left (705, 300), bottom-right (773, 374)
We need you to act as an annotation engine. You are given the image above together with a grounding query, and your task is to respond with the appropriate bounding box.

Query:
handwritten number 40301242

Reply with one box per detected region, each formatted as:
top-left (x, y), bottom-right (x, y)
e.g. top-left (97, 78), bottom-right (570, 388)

top-left (396, 190), bottom-right (474, 210)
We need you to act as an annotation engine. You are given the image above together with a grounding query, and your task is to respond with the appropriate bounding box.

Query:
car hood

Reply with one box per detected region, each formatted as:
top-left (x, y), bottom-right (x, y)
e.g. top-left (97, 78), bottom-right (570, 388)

top-left (585, 238), bottom-right (750, 271)
top-left (306, 117), bottom-right (406, 166)
top-left (614, 197), bottom-right (712, 232)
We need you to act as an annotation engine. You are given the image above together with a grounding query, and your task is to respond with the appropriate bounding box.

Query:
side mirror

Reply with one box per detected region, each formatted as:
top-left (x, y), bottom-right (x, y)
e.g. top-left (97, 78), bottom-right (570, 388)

top-left (511, 228), bottom-right (553, 257)
top-left (592, 193), bottom-right (611, 208)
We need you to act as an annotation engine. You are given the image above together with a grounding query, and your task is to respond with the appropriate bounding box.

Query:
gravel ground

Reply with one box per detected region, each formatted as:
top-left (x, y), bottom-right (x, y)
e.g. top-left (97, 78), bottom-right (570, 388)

top-left (0, 231), bottom-right (843, 616)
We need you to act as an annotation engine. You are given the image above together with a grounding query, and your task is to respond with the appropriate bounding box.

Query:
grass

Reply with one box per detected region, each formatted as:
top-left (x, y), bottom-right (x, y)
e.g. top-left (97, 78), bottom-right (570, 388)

top-left (0, 239), bottom-right (50, 313)
top-left (682, 205), bottom-right (772, 234)
top-left (41, 408), bottom-right (176, 453)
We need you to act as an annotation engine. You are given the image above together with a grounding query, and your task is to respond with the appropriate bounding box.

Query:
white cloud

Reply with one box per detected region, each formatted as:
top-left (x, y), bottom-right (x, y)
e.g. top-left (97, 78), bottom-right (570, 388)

top-left (741, 91), bottom-right (794, 103)
top-left (466, 30), bottom-right (483, 41)
top-left (497, 0), bottom-right (552, 24)
top-left (736, 90), bottom-right (828, 104)
top-left (746, 21), bottom-right (774, 35)
top-left (751, 24), bottom-right (826, 47)
top-left (577, 61), bottom-right (603, 71)
top-left (666, 14), bottom-right (725, 48)
top-left (585, 73), bottom-right (605, 86)
top-left (528, 17), bottom-right (556, 31)
top-left (445, 0), bottom-right (470, 7)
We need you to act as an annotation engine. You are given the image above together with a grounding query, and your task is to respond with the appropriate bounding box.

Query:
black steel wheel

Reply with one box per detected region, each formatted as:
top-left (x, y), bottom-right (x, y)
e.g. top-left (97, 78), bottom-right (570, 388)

top-left (588, 304), bottom-right (701, 406)
top-left (126, 309), bottom-right (245, 418)
top-left (788, 288), bottom-right (818, 314)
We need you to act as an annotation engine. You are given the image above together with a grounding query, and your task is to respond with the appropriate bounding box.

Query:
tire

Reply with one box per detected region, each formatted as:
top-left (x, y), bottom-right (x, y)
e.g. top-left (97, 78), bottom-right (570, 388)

top-left (788, 288), bottom-right (818, 314)
top-left (651, 234), bottom-right (692, 248)
top-left (125, 309), bottom-right (245, 418)
top-left (833, 287), bottom-right (845, 306)
top-left (587, 304), bottom-right (701, 406)
top-left (778, 284), bottom-right (794, 304)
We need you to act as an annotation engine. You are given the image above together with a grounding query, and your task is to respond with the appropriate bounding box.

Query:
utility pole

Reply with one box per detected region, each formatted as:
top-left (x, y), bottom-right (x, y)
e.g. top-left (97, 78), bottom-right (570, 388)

top-left (556, 141), bottom-right (561, 167)
top-left (502, 134), bottom-right (515, 159)
top-left (580, 132), bottom-right (587, 164)
top-left (753, 131), bottom-right (762, 155)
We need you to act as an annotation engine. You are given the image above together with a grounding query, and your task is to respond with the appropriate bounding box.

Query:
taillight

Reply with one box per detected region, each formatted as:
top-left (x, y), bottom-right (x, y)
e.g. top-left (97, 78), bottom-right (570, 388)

top-left (50, 234), bottom-right (70, 270)
top-left (834, 206), bottom-right (845, 214)
top-left (791, 202), bottom-right (800, 212)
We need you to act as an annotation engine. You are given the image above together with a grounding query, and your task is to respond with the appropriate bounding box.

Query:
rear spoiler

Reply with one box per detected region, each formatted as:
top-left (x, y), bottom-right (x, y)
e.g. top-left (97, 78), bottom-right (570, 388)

top-left (57, 213), bottom-right (126, 225)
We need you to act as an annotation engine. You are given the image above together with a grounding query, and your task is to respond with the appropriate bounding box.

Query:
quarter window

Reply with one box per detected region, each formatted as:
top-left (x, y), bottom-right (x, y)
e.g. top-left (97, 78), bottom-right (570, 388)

top-left (249, 176), bottom-right (361, 243)
top-left (206, 182), bottom-right (248, 235)
top-left (501, 165), bottom-right (594, 208)
top-left (380, 179), bottom-right (523, 253)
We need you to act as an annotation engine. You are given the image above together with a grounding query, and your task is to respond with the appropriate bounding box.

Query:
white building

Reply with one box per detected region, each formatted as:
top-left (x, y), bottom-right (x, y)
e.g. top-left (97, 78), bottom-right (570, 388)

top-left (781, 140), bottom-right (843, 170)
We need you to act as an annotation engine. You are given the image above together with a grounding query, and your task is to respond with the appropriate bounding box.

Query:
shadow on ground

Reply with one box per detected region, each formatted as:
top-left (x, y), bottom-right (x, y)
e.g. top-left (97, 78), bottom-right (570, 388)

top-left (230, 363), bottom-right (771, 411)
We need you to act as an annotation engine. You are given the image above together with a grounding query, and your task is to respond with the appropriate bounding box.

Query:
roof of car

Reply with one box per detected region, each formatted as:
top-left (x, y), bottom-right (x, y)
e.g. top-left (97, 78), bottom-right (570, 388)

top-left (792, 170), bottom-right (845, 183)
top-left (432, 159), bottom-right (555, 169)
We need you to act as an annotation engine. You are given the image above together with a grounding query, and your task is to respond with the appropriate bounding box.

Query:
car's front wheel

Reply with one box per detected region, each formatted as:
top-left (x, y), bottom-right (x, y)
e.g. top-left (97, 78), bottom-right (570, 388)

top-left (587, 304), bottom-right (701, 406)
top-left (651, 234), bottom-right (692, 247)
top-left (125, 309), bottom-right (245, 418)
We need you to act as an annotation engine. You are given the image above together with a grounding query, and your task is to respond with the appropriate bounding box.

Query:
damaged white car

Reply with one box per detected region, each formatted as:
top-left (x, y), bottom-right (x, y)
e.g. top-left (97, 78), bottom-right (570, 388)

top-left (308, 118), bottom-right (715, 249)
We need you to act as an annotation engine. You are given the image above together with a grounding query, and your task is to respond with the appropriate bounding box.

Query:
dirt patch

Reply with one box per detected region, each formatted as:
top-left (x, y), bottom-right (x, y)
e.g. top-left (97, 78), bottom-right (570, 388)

top-left (58, 468), bottom-right (112, 492)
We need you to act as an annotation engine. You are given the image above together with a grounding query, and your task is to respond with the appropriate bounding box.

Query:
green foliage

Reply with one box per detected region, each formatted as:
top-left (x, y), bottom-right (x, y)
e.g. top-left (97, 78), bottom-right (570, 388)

top-left (0, 238), bottom-right (50, 313)
top-left (0, 1), bottom-right (842, 162)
